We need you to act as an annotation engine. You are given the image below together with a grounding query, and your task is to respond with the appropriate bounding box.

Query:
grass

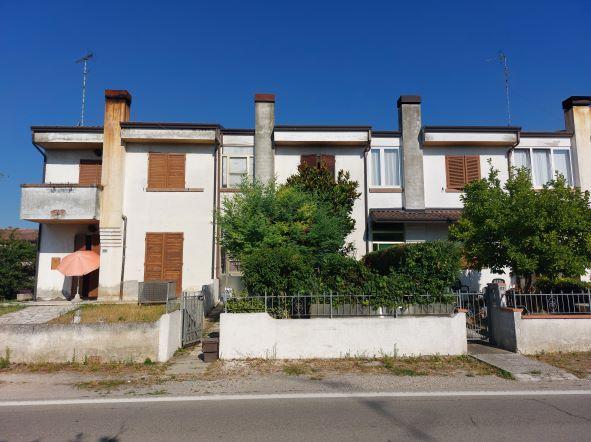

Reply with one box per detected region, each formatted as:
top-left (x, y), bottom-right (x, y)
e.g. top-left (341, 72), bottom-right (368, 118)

top-left (0, 360), bottom-right (166, 375)
top-left (75, 379), bottom-right (128, 391)
top-left (534, 351), bottom-right (591, 379)
top-left (49, 304), bottom-right (166, 324)
top-left (0, 304), bottom-right (25, 317)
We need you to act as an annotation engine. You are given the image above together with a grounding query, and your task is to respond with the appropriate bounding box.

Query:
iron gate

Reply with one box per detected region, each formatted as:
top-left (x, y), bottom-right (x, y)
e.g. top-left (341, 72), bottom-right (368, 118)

top-left (456, 292), bottom-right (490, 341)
top-left (181, 292), bottom-right (204, 347)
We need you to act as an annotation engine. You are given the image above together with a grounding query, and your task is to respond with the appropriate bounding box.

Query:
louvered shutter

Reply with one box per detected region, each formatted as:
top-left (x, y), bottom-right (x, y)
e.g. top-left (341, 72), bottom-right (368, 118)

top-left (465, 156), bottom-right (481, 183)
top-left (163, 233), bottom-right (183, 295)
top-left (79, 160), bottom-right (102, 185)
top-left (300, 154), bottom-right (318, 168)
top-left (446, 156), bottom-right (466, 190)
top-left (166, 154), bottom-right (186, 189)
top-left (148, 153), bottom-right (168, 189)
top-left (144, 233), bottom-right (164, 281)
top-left (320, 155), bottom-right (336, 178)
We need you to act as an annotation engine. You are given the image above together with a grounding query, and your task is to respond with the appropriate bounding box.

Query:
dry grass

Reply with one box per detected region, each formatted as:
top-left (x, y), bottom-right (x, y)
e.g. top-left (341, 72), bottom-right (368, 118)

top-left (206, 355), bottom-right (502, 380)
top-left (49, 304), bottom-right (166, 324)
top-left (0, 304), bottom-right (25, 317)
top-left (534, 352), bottom-right (591, 379)
top-left (1, 360), bottom-right (166, 375)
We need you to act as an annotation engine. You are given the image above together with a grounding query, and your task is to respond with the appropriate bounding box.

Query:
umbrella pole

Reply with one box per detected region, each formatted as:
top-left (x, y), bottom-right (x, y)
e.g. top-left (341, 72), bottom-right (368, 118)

top-left (73, 276), bottom-right (81, 302)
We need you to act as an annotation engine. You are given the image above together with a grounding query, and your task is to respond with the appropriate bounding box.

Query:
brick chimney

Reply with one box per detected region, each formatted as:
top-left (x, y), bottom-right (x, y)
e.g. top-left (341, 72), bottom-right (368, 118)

top-left (254, 93), bottom-right (275, 183)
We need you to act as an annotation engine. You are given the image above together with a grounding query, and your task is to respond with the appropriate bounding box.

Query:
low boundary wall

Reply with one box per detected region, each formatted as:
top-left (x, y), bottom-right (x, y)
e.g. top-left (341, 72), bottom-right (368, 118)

top-left (0, 310), bottom-right (182, 363)
top-left (219, 312), bottom-right (467, 359)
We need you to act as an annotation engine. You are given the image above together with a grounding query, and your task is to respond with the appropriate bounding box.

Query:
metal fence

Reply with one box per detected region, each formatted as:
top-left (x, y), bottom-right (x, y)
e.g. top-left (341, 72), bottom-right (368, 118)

top-left (506, 292), bottom-right (591, 315)
top-left (223, 292), bottom-right (459, 319)
top-left (456, 292), bottom-right (489, 340)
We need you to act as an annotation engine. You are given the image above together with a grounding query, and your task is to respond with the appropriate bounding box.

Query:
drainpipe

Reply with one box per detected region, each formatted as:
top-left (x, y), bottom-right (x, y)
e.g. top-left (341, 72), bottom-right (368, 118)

top-left (212, 130), bottom-right (221, 281)
top-left (119, 214), bottom-right (127, 300)
top-left (363, 133), bottom-right (371, 255)
top-left (31, 137), bottom-right (47, 302)
top-left (506, 130), bottom-right (521, 177)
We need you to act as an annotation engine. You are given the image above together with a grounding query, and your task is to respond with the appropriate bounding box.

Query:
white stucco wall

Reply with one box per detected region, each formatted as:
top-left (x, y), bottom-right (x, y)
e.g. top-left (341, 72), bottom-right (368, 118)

top-left (274, 146), bottom-right (368, 257)
top-left (157, 310), bottom-right (182, 362)
top-left (122, 143), bottom-right (216, 293)
top-left (219, 312), bottom-right (467, 359)
top-left (423, 147), bottom-right (509, 208)
top-left (44, 150), bottom-right (103, 183)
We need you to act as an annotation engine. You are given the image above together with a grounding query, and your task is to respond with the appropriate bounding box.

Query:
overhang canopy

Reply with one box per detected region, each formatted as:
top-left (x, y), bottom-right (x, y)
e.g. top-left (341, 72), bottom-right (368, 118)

top-left (274, 125), bottom-right (371, 147)
top-left (120, 122), bottom-right (221, 144)
top-left (370, 208), bottom-right (462, 223)
top-left (32, 126), bottom-right (103, 150)
top-left (423, 126), bottom-right (520, 147)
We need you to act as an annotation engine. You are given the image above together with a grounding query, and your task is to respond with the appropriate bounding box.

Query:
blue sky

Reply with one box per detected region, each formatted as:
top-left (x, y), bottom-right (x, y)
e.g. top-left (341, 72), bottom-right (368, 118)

top-left (1, 0), bottom-right (589, 227)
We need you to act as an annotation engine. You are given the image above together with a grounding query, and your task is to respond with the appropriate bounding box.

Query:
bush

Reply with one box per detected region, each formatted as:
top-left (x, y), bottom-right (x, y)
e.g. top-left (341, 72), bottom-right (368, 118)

top-left (0, 231), bottom-right (36, 299)
top-left (534, 276), bottom-right (590, 293)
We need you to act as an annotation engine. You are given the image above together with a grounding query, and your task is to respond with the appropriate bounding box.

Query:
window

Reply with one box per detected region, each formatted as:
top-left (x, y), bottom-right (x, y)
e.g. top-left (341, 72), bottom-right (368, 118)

top-left (300, 154), bottom-right (336, 178)
top-left (222, 147), bottom-right (254, 188)
top-left (79, 160), bottom-right (102, 185)
top-left (371, 223), bottom-right (404, 251)
top-left (511, 148), bottom-right (573, 187)
top-left (445, 155), bottom-right (480, 191)
top-left (147, 153), bottom-right (186, 189)
top-left (370, 148), bottom-right (401, 187)
top-left (220, 248), bottom-right (242, 275)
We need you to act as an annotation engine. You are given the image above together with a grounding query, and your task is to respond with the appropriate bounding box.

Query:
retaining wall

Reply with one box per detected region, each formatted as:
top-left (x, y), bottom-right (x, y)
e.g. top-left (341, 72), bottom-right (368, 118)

top-left (0, 310), bottom-right (182, 363)
top-left (219, 312), bottom-right (467, 359)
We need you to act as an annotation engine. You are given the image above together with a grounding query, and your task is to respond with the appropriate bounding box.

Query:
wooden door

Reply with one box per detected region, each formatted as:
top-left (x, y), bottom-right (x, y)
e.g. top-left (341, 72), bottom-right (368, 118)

top-left (86, 234), bottom-right (100, 299)
top-left (144, 233), bottom-right (184, 296)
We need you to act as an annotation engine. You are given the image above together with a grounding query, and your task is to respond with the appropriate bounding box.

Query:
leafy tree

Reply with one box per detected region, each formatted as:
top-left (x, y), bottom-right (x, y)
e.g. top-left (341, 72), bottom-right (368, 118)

top-left (0, 231), bottom-right (36, 299)
top-left (450, 166), bottom-right (591, 288)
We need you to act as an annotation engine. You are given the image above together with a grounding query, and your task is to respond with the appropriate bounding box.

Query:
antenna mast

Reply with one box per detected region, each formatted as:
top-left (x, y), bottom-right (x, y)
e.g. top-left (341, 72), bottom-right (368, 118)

top-left (76, 52), bottom-right (93, 126)
top-left (498, 51), bottom-right (511, 126)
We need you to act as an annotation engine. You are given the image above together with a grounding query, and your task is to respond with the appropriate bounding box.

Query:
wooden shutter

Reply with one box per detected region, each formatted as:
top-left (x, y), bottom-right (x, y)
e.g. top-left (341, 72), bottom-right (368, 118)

top-left (148, 153), bottom-right (168, 189)
top-left (465, 156), bottom-right (481, 183)
top-left (446, 156), bottom-right (466, 190)
top-left (320, 155), bottom-right (336, 178)
top-left (166, 154), bottom-right (186, 189)
top-left (163, 233), bottom-right (183, 295)
top-left (79, 160), bottom-right (102, 185)
top-left (144, 233), bottom-right (164, 281)
top-left (300, 154), bottom-right (318, 168)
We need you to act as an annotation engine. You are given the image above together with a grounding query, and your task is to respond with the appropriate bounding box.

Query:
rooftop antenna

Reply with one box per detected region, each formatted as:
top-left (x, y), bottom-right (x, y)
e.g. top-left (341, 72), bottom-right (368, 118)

top-left (498, 51), bottom-right (511, 126)
top-left (75, 52), bottom-right (93, 126)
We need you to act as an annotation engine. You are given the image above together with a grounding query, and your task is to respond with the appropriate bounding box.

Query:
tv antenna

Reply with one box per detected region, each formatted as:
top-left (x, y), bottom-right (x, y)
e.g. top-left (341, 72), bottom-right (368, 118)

top-left (75, 52), bottom-right (93, 126)
top-left (498, 51), bottom-right (511, 126)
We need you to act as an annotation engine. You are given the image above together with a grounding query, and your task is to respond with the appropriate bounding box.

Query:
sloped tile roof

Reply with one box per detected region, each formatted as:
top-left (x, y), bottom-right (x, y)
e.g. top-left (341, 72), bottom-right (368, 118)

top-left (370, 209), bottom-right (462, 223)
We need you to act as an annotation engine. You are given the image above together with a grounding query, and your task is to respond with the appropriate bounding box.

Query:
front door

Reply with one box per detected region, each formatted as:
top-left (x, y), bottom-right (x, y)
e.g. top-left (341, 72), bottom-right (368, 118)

top-left (144, 232), bottom-right (184, 296)
top-left (72, 232), bottom-right (100, 299)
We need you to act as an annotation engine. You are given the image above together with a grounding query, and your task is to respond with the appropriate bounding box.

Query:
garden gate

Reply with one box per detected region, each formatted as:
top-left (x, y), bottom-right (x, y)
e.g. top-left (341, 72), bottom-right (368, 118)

top-left (457, 291), bottom-right (490, 341)
top-left (181, 292), bottom-right (204, 347)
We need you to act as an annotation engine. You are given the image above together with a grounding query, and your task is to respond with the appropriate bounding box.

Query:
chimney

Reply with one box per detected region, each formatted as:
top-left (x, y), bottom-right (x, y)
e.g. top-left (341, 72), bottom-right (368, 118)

top-left (398, 95), bottom-right (425, 210)
top-left (563, 96), bottom-right (591, 192)
top-left (254, 93), bottom-right (275, 183)
top-left (98, 89), bottom-right (131, 299)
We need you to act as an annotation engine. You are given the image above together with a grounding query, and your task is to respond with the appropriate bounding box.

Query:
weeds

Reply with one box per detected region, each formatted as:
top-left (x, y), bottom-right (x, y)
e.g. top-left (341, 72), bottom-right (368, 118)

top-left (0, 348), bottom-right (10, 369)
top-left (50, 304), bottom-right (166, 324)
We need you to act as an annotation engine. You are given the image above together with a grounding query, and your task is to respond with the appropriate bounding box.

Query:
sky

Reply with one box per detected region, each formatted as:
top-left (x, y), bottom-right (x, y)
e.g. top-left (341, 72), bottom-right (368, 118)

top-left (0, 0), bottom-right (590, 227)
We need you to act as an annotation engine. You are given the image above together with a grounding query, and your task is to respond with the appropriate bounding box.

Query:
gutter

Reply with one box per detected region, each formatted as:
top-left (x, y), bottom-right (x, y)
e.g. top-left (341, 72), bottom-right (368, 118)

top-left (31, 136), bottom-right (47, 302)
top-left (506, 130), bottom-right (522, 177)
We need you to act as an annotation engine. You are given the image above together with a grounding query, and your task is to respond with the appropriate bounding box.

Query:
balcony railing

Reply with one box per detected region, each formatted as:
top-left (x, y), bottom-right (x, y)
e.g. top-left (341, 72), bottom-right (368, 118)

top-left (20, 184), bottom-right (102, 222)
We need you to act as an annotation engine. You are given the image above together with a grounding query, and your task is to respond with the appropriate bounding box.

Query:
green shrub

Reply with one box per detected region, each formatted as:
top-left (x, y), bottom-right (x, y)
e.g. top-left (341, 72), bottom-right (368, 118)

top-left (534, 276), bottom-right (590, 293)
top-left (225, 296), bottom-right (266, 313)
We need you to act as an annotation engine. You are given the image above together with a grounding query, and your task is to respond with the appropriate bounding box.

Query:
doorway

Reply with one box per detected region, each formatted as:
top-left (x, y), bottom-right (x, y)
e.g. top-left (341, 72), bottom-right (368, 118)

top-left (71, 232), bottom-right (100, 299)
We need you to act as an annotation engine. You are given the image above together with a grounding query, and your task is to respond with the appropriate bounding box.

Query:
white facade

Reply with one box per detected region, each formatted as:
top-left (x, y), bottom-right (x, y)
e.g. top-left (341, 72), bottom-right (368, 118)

top-left (23, 92), bottom-right (589, 300)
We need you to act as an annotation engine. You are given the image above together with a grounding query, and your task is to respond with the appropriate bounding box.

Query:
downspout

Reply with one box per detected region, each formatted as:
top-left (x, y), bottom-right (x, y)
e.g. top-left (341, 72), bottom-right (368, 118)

top-left (363, 132), bottom-right (371, 255)
top-left (119, 214), bottom-right (127, 300)
top-left (506, 129), bottom-right (521, 177)
top-left (32, 136), bottom-right (47, 302)
top-left (212, 130), bottom-right (221, 281)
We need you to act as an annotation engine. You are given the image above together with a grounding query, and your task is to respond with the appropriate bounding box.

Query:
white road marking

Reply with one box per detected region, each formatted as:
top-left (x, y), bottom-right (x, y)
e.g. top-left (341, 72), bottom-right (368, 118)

top-left (1, 390), bottom-right (591, 407)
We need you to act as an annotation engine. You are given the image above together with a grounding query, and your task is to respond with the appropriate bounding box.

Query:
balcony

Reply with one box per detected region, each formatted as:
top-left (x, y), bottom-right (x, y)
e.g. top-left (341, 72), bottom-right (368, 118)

top-left (20, 184), bottom-right (102, 223)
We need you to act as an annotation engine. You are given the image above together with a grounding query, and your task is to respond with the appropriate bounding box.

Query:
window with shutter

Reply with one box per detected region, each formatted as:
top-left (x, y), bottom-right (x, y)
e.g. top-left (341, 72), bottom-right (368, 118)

top-left (299, 154), bottom-right (336, 178)
top-left (465, 156), bottom-right (481, 183)
top-left (79, 160), bottom-right (102, 185)
top-left (300, 154), bottom-right (318, 168)
top-left (320, 155), bottom-right (336, 177)
top-left (445, 155), bottom-right (480, 190)
top-left (144, 232), bottom-right (184, 295)
top-left (147, 153), bottom-right (186, 189)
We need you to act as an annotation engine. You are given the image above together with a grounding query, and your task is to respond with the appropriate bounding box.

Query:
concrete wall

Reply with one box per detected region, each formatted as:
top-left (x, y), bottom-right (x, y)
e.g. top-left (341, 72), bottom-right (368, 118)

top-left (219, 312), bottom-right (467, 359)
top-left (0, 311), bottom-right (181, 363)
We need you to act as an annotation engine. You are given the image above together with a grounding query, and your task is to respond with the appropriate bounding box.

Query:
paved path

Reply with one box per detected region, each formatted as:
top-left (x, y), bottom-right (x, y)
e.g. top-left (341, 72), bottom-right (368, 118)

top-left (468, 343), bottom-right (577, 381)
top-left (1, 391), bottom-right (590, 441)
top-left (0, 304), bottom-right (75, 325)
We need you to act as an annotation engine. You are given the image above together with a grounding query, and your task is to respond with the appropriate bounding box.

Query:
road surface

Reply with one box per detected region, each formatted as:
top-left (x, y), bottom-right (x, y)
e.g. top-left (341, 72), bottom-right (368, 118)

top-left (1, 391), bottom-right (590, 441)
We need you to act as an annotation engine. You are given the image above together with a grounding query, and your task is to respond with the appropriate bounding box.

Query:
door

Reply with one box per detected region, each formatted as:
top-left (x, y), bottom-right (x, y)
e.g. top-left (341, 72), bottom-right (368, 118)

top-left (144, 233), bottom-right (184, 296)
top-left (71, 232), bottom-right (100, 299)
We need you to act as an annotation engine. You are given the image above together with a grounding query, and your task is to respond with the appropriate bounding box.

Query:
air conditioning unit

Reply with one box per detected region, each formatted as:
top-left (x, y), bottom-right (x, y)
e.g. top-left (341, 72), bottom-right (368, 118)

top-left (138, 281), bottom-right (176, 304)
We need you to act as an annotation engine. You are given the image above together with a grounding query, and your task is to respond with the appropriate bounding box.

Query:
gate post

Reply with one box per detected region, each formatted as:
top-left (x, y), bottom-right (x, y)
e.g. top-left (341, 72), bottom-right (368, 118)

top-left (485, 283), bottom-right (500, 346)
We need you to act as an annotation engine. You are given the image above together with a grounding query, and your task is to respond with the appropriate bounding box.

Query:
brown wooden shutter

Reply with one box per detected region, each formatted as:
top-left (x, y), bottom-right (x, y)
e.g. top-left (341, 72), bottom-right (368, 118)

top-left (446, 156), bottom-right (466, 190)
top-left (148, 153), bottom-right (168, 189)
top-left (79, 160), bottom-right (102, 185)
top-left (163, 233), bottom-right (183, 295)
top-left (465, 156), bottom-right (481, 183)
top-left (300, 154), bottom-right (318, 168)
top-left (166, 154), bottom-right (186, 189)
top-left (320, 155), bottom-right (336, 178)
top-left (144, 233), bottom-right (164, 281)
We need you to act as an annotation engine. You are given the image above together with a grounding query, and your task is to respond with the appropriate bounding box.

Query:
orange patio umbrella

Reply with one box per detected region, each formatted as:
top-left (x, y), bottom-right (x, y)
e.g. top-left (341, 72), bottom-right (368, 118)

top-left (57, 250), bottom-right (100, 300)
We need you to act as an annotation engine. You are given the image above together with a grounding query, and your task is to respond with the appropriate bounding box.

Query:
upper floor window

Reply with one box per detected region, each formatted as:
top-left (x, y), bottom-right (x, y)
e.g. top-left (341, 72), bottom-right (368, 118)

top-left (222, 146), bottom-right (254, 188)
top-left (300, 154), bottom-right (336, 178)
top-left (147, 153), bottom-right (186, 189)
top-left (512, 148), bottom-right (572, 187)
top-left (370, 147), bottom-right (401, 187)
top-left (445, 155), bottom-right (481, 191)
top-left (78, 160), bottom-right (102, 185)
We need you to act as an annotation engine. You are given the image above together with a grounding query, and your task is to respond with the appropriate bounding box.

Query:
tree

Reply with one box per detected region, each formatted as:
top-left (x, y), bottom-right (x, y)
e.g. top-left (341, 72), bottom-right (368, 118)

top-left (0, 231), bottom-right (36, 299)
top-left (450, 166), bottom-right (591, 287)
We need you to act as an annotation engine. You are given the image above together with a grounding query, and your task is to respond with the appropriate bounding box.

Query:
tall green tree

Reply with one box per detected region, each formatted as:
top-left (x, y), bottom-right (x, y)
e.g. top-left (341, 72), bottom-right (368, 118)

top-left (0, 231), bottom-right (36, 299)
top-left (450, 166), bottom-right (591, 286)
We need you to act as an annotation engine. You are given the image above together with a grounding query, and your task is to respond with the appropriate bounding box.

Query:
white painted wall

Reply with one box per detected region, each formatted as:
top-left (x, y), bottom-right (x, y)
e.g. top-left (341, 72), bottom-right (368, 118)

top-left (423, 147), bottom-right (509, 208)
top-left (274, 146), bottom-right (368, 257)
top-left (219, 312), bottom-right (467, 359)
top-left (157, 310), bottom-right (182, 362)
top-left (44, 150), bottom-right (103, 183)
top-left (122, 143), bottom-right (216, 293)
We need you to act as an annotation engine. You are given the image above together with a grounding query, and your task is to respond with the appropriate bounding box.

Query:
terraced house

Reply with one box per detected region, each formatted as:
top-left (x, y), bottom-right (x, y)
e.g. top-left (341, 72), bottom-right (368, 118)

top-left (21, 91), bottom-right (591, 300)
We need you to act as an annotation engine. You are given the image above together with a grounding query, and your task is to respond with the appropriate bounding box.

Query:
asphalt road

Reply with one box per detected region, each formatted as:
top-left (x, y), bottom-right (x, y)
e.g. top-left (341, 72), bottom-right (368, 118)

top-left (1, 392), bottom-right (590, 441)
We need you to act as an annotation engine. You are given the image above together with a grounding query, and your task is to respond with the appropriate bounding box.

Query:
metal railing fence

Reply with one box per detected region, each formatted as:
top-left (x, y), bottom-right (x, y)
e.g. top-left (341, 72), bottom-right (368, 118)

top-left (507, 292), bottom-right (591, 315)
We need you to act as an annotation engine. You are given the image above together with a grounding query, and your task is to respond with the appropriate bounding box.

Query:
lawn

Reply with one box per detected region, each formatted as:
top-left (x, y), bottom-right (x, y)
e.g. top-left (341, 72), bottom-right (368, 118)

top-left (0, 304), bottom-right (25, 317)
top-left (49, 303), bottom-right (166, 324)
top-left (534, 352), bottom-right (591, 379)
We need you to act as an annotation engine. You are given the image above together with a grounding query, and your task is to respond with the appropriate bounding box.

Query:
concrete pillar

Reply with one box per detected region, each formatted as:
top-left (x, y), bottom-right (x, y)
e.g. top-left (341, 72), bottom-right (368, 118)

top-left (98, 90), bottom-right (131, 300)
top-left (254, 93), bottom-right (275, 183)
top-left (563, 96), bottom-right (591, 192)
top-left (398, 95), bottom-right (425, 210)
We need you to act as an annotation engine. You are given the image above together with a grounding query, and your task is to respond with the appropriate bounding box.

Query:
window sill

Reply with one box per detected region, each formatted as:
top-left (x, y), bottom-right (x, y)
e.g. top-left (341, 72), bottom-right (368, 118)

top-left (220, 188), bottom-right (241, 193)
top-left (369, 187), bottom-right (403, 193)
top-left (146, 188), bottom-right (204, 192)
top-left (445, 189), bottom-right (464, 193)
